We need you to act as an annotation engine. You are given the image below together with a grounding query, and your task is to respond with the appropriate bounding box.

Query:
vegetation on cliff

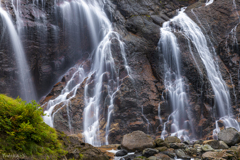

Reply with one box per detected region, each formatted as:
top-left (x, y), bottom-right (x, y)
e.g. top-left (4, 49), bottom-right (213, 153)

top-left (0, 94), bottom-right (66, 157)
top-left (0, 94), bottom-right (109, 160)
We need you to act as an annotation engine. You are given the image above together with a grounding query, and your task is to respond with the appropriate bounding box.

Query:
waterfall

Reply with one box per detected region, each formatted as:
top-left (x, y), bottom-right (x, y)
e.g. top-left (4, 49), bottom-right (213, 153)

top-left (159, 4), bottom-right (240, 139)
top-left (0, 3), bottom-right (36, 102)
top-left (159, 8), bottom-right (191, 141)
top-left (43, 0), bottom-right (130, 146)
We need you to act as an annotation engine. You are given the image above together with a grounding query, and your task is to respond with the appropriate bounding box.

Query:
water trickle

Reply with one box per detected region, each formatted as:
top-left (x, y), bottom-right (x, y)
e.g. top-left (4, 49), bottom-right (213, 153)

top-left (141, 106), bottom-right (151, 134)
top-left (0, 4), bottom-right (36, 102)
top-left (206, 0), bottom-right (214, 6)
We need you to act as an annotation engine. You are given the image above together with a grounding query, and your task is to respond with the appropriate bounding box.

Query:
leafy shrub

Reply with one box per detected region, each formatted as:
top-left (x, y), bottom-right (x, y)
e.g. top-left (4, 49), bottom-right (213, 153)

top-left (0, 94), bottom-right (66, 156)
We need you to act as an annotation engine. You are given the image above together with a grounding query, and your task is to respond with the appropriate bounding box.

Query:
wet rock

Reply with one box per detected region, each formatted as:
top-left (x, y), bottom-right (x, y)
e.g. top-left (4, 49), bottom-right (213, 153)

top-left (162, 148), bottom-right (176, 158)
top-left (148, 156), bottom-right (157, 160)
top-left (203, 140), bottom-right (229, 149)
top-left (142, 148), bottom-right (159, 157)
top-left (115, 149), bottom-right (128, 157)
top-left (155, 146), bottom-right (167, 152)
top-left (185, 147), bottom-right (198, 156)
top-left (169, 143), bottom-right (187, 149)
top-left (122, 154), bottom-right (137, 160)
top-left (154, 153), bottom-right (172, 160)
top-left (201, 144), bottom-right (214, 152)
top-left (175, 149), bottom-right (190, 159)
top-left (154, 138), bottom-right (169, 148)
top-left (218, 128), bottom-right (240, 146)
top-left (164, 136), bottom-right (181, 143)
top-left (202, 150), bottom-right (237, 160)
top-left (57, 131), bottom-right (109, 160)
top-left (121, 131), bottom-right (154, 151)
top-left (194, 144), bottom-right (201, 148)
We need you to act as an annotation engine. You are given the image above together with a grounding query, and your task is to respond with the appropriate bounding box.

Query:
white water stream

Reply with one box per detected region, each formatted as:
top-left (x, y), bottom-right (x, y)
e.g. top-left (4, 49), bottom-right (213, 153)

top-left (160, 3), bottom-right (240, 140)
top-left (0, 2), bottom-right (36, 102)
top-left (43, 0), bottom-right (130, 146)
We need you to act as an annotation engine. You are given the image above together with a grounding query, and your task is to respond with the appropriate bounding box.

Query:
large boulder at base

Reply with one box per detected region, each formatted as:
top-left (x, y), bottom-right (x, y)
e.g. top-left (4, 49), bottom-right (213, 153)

top-left (218, 128), bottom-right (240, 146)
top-left (203, 140), bottom-right (229, 149)
top-left (164, 136), bottom-right (181, 143)
top-left (121, 131), bottom-right (154, 151)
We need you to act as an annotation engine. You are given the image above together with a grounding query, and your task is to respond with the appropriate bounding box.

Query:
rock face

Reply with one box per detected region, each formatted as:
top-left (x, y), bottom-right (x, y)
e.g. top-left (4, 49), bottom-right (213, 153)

top-left (121, 131), bottom-right (154, 151)
top-left (218, 128), bottom-right (240, 146)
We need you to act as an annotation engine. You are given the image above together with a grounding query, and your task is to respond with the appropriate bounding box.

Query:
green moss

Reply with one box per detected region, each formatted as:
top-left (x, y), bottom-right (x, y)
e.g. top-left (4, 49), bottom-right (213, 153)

top-left (0, 94), bottom-right (67, 158)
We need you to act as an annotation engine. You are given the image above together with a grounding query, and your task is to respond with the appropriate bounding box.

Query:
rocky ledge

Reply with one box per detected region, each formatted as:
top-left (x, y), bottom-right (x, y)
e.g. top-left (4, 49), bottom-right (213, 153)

top-left (113, 128), bottom-right (240, 160)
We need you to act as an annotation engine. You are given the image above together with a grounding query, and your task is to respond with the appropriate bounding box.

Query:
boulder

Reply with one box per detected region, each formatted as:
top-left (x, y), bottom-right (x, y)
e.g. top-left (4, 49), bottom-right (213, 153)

top-left (169, 143), bottom-right (187, 149)
top-left (154, 138), bottom-right (169, 148)
top-left (148, 156), bottom-right (157, 160)
top-left (155, 146), bottom-right (167, 152)
top-left (121, 131), bottom-right (154, 151)
top-left (162, 148), bottom-right (176, 158)
top-left (202, 151), bottom-right (237, 160)
top-left (154, 153), bottom-right (172, 160)
top-left (175, 149), bottom-right (190, 159)
top-left (203, 140), bottom-right (229, 149)
top-left (218, 128), bottom-right (240, 146)
top-left (142, 148), bottom-right (159, 157)
top-left (164, 136), bottom-right (181, 143)
top-left (115, 149), bottom-right (128, 157)
top-left (201, 144), bottom-right (214, 152)
top-left (185, 147), bottom-right (198, 156)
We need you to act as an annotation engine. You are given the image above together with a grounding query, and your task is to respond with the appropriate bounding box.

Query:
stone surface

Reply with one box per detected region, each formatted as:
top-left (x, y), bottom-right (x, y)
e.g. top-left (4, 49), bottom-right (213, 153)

top-left (142, 148), bottom-right (159, 158)
top-left (203, 140), bottom-right (229, 149)
top-left (201, 144), bottom-right (214, 152)
top-left (154, 138), bottom-right (169, 148)
top-left (175, 149), bottom-right (190, 159)
top-left (57, 131), bottom-right (109, 160)
top-left (121, 131), bottom-right (154, 151)
top-left (115, 149), bottom-right (128, 157)
top-left (155, 146), bottom-right (167, 152)
top-left (218, 128), bottom-right (240, 146)
top-left (154, 153), bottom-right (172, 160)
top-left (164, 136), bottom-right (181, 143)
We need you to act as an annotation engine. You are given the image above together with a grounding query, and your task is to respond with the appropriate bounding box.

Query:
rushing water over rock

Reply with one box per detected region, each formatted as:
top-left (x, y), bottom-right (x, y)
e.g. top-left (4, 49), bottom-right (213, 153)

top-left (159, 5), bottom-right (240, 140)
top-left (159, 8), bottom-right (192, 141)
top-left (0, 3), bottom-right (36, 102)
top-left (43, 0), bottom-right (130, 146)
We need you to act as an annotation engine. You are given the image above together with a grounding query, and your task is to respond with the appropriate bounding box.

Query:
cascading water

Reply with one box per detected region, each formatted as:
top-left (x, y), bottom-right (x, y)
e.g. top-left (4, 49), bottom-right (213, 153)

top-left (160, 4), bottom-right (240, 139)
top-left (0, 3), bottom-right (36, 102)
top-left (43, 0), bottom-right (130, 146)
top-left (206, 0), bottom-right (214, 6)
top-left (159, 8), bottom-right (192, 141)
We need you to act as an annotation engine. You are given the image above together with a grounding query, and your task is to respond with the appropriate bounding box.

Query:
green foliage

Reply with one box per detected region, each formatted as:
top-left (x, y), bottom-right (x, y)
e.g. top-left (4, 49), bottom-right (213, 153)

top-left (0, 94), bottom-right (66, 157)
